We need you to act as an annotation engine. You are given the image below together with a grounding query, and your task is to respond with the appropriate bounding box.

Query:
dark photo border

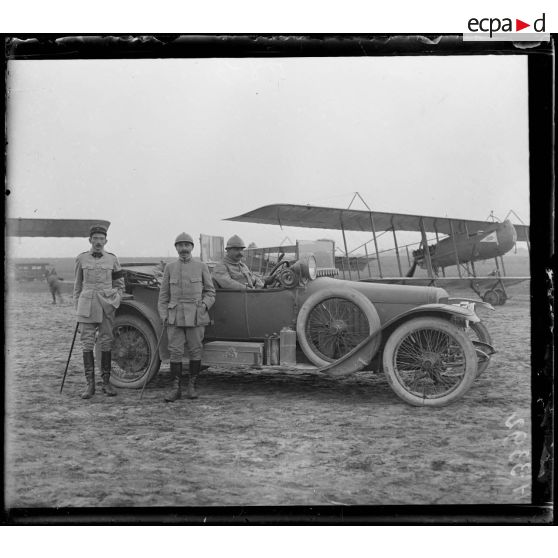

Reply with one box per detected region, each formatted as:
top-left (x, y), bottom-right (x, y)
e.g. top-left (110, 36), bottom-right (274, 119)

top-left (2, 33), bottom-right (554, 525)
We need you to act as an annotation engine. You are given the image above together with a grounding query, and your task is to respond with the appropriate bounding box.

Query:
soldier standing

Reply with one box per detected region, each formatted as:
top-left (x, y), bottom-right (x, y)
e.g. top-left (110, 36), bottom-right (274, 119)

top-left (212, 235), bottom-right (264, 289)
top-left (73, 225), bottom-right (125, 399)
top-left (158, 233), bottom-right (216, 402)
top-left (45, 265), bottom-right (62, 304)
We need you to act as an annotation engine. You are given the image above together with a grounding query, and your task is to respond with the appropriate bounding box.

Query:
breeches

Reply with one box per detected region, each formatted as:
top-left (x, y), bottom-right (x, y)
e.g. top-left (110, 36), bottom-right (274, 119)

top-left (79, 310), bottom-right (115, 351)
top-left (167, 325), bottom-right (205, 362)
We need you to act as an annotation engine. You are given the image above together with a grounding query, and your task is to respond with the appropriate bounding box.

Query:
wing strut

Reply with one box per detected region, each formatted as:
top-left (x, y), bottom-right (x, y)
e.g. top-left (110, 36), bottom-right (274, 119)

top-left (369, 212), bottom-right (383, 278)
top-left (448, 219), bottom-right (463, 278)
top-left (391, 225), bottom-right (403, 277)
top-left (419, 217), bottom-right (435, 279)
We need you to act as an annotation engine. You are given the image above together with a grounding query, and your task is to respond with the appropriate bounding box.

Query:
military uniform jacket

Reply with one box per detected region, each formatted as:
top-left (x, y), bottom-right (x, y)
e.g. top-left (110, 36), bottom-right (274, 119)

top-left (74, 250), bottom-right (125, 323)
top-left (158, 257), bottom-right (216, 327)
top-left (212, 256), bottom-right (264, 289)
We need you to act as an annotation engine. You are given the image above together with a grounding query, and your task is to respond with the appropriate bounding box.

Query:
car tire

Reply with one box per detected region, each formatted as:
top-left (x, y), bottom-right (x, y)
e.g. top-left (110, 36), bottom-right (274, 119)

top-left (468, 321), bottom-right (493, 377)
top-left (108, 313), bottom-right (161, 388)
top-left (382, 316), bottom-right (477, 407)
top-left (296, 286), bottom-right (381, 367)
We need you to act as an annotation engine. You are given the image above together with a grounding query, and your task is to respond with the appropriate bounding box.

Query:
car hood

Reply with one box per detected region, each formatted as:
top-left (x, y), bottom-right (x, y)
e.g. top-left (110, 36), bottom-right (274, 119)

top-left (306, 277), bottom-right (446, 305)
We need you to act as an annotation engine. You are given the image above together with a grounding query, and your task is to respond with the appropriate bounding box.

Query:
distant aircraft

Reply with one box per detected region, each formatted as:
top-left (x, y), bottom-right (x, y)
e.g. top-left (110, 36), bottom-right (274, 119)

top-left (226, 203), bottom-right (530, 305)
top-left (6, 218), bottom-right (111, 237)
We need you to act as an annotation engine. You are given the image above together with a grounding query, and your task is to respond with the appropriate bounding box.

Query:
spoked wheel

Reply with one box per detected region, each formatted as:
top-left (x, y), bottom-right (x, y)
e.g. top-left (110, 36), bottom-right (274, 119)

top-left (482, 289), bottom-right (500, 306)
top-left (382, 317), bottom-right (477, 406)
top-left (493, 288), bottom-right (507, 305)
top-left (110, 313), bottom-right (161, 388)
top-left (297, 287), bottom-right (381, 367)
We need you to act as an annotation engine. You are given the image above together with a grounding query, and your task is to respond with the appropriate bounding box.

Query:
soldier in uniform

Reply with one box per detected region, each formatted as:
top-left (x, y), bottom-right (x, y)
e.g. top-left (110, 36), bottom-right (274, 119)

top-left (45, 265), bottom-right (62, 304)
top-left (158, 233), bottom-right (216, 402)
top-left (73, 224), bottom-right (125, 399)
top-left (212, 235), bottom-right (265, 289)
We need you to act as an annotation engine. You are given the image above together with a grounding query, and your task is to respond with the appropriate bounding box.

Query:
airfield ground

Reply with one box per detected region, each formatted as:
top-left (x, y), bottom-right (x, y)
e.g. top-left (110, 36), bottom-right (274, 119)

top-left (5, 281), bottom-right (533, 508)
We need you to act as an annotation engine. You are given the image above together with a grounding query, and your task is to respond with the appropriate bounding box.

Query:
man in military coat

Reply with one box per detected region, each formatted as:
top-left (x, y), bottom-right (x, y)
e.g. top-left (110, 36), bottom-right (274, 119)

top-left (73, 224), bottom-right (125, 399)
top-left (158, 233), bottom-right (216, 402)
top-left (212, 235), bottom-right (264, 289)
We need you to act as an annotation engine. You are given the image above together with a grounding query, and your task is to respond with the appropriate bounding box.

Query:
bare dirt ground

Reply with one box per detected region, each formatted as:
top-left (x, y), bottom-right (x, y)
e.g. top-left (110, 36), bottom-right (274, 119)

top-left (5, 282), bottom-right (532, 508)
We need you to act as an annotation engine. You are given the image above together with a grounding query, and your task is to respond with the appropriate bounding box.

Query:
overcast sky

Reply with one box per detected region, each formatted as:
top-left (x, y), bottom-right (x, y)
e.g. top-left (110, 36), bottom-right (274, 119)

top-left (6, 55), bottom-right (529, 258)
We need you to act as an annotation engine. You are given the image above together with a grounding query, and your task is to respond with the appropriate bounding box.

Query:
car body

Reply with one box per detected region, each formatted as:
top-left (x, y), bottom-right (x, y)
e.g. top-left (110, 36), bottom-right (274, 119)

top-left (108, 257), bottom-right (493, 406)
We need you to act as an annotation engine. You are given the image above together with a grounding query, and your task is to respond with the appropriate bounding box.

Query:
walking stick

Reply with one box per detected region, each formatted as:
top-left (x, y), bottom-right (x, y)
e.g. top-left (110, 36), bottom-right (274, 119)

top-left (60, 322), bottom-right (79, 394)
top-left (139, 326), bottom-right (166, 400)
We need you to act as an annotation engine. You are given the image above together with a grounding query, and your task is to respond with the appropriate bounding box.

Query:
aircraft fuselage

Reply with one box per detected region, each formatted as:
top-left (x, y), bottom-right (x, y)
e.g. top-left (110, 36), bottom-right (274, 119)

top-left (415, 220), bottom-right (517, 270)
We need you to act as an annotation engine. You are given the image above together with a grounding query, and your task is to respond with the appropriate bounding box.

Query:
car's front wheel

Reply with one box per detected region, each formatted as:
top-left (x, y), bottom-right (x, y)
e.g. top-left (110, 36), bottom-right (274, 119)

top-left (382, 316), bottom-right (477, 406)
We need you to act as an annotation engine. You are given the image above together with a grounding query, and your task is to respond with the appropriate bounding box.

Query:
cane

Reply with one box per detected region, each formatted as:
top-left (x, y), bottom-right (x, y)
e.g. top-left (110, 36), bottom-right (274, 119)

top-left (139, 327), bottom-right (166, 400)
top-left (60, 322), bottom-right (79, 394)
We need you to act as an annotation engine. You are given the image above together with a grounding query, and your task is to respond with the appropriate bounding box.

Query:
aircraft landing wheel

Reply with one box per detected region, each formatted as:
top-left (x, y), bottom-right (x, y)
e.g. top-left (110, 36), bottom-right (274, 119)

top-left (482, 289), bottom-right (500, 306)
top-left (493, 288), bottom-right (507, 305)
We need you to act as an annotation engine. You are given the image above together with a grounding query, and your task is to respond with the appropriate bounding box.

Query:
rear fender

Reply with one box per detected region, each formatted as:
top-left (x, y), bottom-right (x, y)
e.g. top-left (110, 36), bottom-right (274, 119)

top-left (448, 297), bottom-right (495, 312)
top-left (117, 300), bottom-right (166, 359)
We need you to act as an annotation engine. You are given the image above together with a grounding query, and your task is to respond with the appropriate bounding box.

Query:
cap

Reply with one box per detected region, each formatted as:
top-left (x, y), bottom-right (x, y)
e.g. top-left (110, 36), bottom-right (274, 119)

top-left (89, 224), bottom-right (107, 236)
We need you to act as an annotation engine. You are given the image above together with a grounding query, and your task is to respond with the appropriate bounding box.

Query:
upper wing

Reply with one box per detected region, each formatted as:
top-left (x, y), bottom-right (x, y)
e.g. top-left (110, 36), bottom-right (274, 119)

top-left (6, 218), bottom-right (111, 237)
top-left (226, 204), bottom-right (530, 239)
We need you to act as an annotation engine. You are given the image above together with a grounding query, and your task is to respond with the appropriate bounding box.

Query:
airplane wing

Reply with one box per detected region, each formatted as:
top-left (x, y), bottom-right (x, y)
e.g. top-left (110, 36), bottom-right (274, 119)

top-left (6, 218), bottom-right (111, 237)
top-left (226, 204), bottom-right (530, 239)
top-left (360, 276), bottom-right (529, 288)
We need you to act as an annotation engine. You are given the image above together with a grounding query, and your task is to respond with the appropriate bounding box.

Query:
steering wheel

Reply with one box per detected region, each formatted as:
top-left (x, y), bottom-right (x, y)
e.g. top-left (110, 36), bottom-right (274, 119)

top-left (263, 260), bottom-right (291, 289)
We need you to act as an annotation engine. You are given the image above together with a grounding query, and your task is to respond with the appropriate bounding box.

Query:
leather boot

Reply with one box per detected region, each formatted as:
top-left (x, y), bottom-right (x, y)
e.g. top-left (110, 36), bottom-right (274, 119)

top-left (165, 362), bottom-right (183, 402)
top-left (101, 351), bottom-right (117, 396)
top-left (186, 360), bottom-right (202, 399)
top-left (81, 351), bottom-right (95, 399)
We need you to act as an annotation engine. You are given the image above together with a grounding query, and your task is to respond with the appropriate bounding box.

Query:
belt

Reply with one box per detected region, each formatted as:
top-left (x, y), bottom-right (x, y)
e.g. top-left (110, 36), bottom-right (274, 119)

top-left (176, 298), bottom-right (200, 303)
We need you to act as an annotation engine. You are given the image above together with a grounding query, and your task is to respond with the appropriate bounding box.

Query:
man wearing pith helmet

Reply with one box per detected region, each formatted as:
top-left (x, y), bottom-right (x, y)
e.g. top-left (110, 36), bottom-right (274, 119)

top-left (212, 235), bottom-right (264, 289)
top-left (73, 224), bottom-right (125, 399)
top-left (157, 233), bottom-right (216, 402)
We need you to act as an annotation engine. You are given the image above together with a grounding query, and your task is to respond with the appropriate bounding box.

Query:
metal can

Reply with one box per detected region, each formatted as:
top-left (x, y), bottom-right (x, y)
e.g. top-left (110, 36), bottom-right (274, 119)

top-left (279, 327), bottom-right (297, 365)
top-left (270, 333), bottom-right (280, 365)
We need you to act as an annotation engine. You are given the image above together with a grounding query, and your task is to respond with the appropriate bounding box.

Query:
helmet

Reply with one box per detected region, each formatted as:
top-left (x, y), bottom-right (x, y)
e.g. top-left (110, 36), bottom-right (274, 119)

top-left (89, 224), bottom-right (107, 237)
top-left (174, 232), bottom-right (194, 246)
top-left (226, 235), bottom-right (246, 249)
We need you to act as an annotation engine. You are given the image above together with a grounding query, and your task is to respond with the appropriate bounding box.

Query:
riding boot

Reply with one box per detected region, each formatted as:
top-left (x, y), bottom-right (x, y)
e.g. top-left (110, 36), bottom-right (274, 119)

top-left (101, 351), bottom-right (117, 396)
top-left (186, 360), bottom-right (202, 399)
top-left (81, 351), bottom-right (95, 399)
top-left (165, 362), bottom-right (183, 402)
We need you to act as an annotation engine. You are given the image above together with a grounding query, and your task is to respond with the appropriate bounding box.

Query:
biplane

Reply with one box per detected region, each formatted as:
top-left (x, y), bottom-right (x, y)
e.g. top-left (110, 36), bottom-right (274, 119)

top-left (6, 218), bottom-right (111, 237)
top-left (226, 203), bottom-right (530, 305)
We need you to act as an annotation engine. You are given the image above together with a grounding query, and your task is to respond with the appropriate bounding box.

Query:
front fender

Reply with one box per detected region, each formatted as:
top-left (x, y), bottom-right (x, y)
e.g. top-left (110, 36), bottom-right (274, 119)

top-left (385, 303), bottom-right (480, 326)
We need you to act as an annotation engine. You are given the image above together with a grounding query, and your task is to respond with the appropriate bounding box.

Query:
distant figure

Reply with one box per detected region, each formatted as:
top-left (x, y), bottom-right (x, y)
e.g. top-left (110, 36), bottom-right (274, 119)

top-left (212, 235), bottom-right (265, 289)
top-left (74, 224), bottom-right (125, 399)
top-left (153, 260), bottom-right (166, 279)
top-left (45, 265), bottom-right (62, 304)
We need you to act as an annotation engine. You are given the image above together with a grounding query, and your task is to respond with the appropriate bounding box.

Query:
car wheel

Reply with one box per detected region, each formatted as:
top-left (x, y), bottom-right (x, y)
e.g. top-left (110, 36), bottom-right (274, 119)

top-left (382, 316), bottom-right (477, 407)
top-left (109, 313), bottom-right (161, 388)
top-left (296, 287), bottom-right (381, 367)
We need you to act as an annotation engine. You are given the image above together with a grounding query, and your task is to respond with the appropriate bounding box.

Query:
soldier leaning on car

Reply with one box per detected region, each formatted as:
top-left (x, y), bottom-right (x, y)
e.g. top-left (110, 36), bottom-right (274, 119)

top-left (158, 233), bottom-right (216, 402)
top-left (73, 224), bottom-right (125, 399)
top-left (212, 235), bottom-right (265, 289)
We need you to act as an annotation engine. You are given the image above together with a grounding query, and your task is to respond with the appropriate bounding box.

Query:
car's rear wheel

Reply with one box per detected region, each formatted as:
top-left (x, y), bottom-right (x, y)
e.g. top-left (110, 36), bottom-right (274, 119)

top-left (382, 316), bottom-right (477, 407)
top-left (296, 287), bottom-right (381, 367)
top-left (109, 313), bottom-right (161, 388)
